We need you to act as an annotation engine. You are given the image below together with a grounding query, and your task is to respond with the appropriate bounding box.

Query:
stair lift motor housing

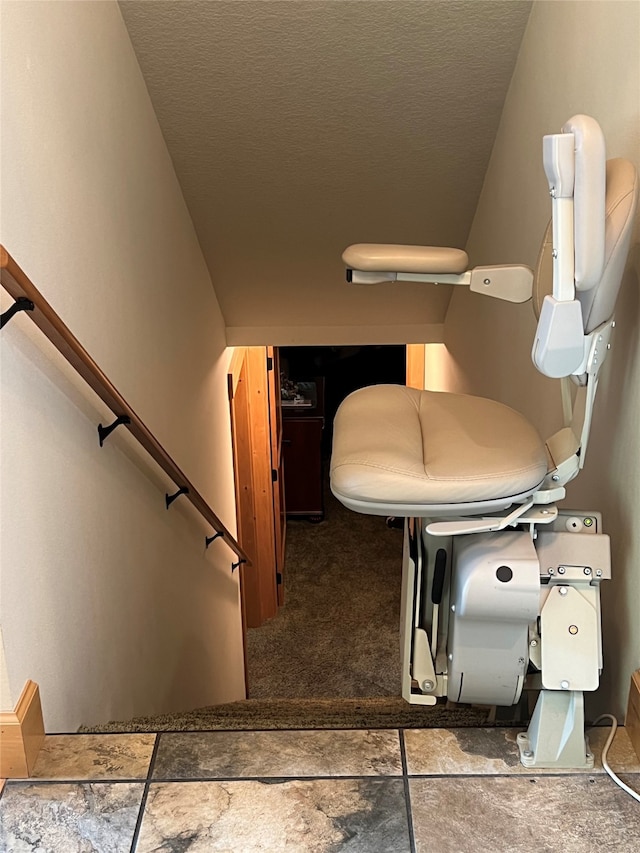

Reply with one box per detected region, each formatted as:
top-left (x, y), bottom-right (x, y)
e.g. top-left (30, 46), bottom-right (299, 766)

top-left (446, 530), bottom-right (540, 706)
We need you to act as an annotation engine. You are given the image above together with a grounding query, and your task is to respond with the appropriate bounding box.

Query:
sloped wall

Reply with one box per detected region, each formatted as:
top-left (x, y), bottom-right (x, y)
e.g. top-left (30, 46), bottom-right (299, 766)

top-left (444, 0), bottom-right (640, 718)
top-left (0, 1), bottom-right (245, 730)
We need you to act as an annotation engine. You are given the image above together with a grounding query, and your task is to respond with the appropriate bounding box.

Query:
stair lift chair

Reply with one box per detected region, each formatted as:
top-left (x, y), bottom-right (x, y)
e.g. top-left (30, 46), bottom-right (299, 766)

top-left (330, 116), bottom-right (638, 769)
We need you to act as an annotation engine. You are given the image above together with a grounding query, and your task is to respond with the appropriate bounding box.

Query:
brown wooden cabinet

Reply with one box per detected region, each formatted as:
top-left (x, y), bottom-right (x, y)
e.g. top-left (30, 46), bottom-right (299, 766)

top-left (282, 379), bottom-right (324, 521)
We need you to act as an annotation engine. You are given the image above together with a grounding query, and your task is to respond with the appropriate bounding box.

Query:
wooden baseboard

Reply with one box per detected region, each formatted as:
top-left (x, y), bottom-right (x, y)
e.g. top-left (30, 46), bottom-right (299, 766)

top-left (626, 669), bottom-right (640, 762)
top-left (0, 680), bottom-right (45, 778)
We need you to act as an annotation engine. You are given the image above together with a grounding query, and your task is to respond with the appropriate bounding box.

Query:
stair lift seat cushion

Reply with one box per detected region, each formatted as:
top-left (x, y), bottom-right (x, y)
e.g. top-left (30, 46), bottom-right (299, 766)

top-left (331, 385), bottom-right (548, 515)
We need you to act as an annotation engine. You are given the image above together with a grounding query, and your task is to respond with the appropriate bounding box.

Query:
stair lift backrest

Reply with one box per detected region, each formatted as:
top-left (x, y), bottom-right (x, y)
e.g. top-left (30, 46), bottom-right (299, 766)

top-left (534, 155), bottom-right (638, 484)
top-left (531, 116), bottom-right (639, 379)
top-left (533, 157), bottom-right (639, 337)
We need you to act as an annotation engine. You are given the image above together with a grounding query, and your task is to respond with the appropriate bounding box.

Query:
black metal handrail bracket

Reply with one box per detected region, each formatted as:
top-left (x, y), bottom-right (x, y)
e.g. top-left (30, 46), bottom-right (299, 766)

top-left (166, 486), bottom-right (190, 509)
top-left (0, 245), bottom-right (250, 566)
top-left (1, 296), bottom-right (34, 329)
top-left (205, 531), bottom-right (224, 549)
top-left (98, 415), bottom-right (132, 447)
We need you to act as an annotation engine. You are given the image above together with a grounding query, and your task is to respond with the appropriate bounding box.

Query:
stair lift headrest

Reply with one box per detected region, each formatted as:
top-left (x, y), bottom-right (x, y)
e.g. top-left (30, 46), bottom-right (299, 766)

top-left (534, 157), bottom-right (639, 335)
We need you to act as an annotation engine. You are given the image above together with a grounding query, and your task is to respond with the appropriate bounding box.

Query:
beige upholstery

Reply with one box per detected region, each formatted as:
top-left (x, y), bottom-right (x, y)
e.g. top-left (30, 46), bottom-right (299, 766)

top-left (331, 385), bottom-right (548, 513)
top-left (342, 243), bottom-right (469, 275)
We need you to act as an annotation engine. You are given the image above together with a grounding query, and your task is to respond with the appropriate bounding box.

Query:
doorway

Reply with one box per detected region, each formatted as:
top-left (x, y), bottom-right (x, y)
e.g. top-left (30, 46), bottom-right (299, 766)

top-left (279, 345), bottom-right (408, 460)
top-left (242, 344), bottom-right (422, 699)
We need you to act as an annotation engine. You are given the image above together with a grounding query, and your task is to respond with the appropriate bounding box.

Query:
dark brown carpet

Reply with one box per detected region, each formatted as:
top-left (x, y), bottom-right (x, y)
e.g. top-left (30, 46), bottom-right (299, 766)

top-left (246, 487), bottom-right (403, 698)
top-left (80, 697), bottom-right (490, 733)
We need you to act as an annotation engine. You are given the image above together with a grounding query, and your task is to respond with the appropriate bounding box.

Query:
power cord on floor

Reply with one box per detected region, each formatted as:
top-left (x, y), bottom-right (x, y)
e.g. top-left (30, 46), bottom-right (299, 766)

top-left (591, 714), bottom-right (640, 803)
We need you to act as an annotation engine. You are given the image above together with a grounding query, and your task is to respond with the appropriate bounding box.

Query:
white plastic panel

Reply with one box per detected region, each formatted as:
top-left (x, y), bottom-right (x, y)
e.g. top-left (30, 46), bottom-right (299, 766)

top-left (399, 521), bottom-right (438, 706)
top-left (562, 115), bottom-right (606, 291)
top-left (470, 265), bottom-right (533, 302)
top-left (541, 585), bottom-right (599, 691)
top-left (543, 133), bottom-right (576, 302)
top-left (543, 133), bottom-right (575, 198)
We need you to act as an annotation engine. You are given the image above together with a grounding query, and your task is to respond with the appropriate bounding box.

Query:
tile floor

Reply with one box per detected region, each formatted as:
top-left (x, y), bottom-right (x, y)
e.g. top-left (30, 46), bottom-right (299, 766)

top-left (1, 726), bottom-right (639, 852)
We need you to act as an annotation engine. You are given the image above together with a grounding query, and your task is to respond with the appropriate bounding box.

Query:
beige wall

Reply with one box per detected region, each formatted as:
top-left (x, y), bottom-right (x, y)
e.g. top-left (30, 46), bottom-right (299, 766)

top-left (444, 0), bottom-right (640, 718)
top-left (0, 1), bottom-right (245, 731)
top-left (0, 628), bottom-right (12, 712)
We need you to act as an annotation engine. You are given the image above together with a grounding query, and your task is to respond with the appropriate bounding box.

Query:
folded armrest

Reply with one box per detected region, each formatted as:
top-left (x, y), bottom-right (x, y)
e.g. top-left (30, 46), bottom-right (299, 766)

top-left (342, 243), bottom-right (469, 275)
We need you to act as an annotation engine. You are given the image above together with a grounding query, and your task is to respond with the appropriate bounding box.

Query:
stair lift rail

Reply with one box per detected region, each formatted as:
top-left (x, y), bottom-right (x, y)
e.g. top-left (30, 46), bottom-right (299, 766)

top-left (0, 246), bottom-right (250, 566)
top-left (331, 115), bottom-right (638, 770)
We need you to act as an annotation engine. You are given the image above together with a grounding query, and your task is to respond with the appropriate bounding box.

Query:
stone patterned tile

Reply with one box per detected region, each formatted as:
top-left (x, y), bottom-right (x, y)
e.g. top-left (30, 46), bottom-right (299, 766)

top-left (152, 729), bottom-right (402, 779)
top-left (0, 782), bottom-right (143, 853)
top-left (410, 775), bottom-right (640, 853)
top-left (136, 778), bottom-right (411, 852)
top-left (31, 733), bottom-right (156, 780)
top-left (404, 726), bottom-right (640, 775)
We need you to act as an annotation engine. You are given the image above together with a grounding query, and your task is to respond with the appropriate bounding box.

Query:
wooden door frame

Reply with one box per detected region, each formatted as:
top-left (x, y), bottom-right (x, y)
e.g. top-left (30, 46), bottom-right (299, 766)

top-left (406, 343), bottom-right (426, 389)
top-left (227, 346), bottom-right (253, 695)
top-left (228, 346), bottom-right (281, 627)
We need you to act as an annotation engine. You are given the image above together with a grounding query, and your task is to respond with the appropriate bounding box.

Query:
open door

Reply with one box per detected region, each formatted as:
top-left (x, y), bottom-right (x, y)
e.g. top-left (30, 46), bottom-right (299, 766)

top-left (228, 348), bottom-right (257, 647)
top-left (228, 347), bottom-right (284, 632)
top-left (266, 347), bottom-right (287, 606)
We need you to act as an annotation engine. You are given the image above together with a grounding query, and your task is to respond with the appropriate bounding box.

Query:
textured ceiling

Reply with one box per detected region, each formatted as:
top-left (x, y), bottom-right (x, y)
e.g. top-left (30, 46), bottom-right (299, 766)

top-left (119, 0), bottom-right (532, 342)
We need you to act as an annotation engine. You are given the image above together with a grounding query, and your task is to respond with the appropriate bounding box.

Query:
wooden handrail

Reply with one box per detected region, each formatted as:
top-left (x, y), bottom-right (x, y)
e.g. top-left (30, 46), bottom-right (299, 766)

top-left (0, 246), bottom-right (250, 565)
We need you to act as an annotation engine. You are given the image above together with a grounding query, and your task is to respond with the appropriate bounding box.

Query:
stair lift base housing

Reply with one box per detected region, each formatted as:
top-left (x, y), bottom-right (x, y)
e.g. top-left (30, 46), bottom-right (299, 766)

top-left (400, 510), bottom-right (608, 769)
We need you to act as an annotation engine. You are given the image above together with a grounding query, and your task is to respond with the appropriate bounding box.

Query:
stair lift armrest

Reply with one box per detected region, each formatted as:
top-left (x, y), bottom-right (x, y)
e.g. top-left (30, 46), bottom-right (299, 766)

top-left (532, 295), bottom-right (586, 377)
top-left (345, 244), bottom-right (533, 303)
top-left (543, 121), bottom-right (606, 300)
top-left (532, 131), bottom-right (583, 377)
top-left (533, 119), bottom-right (606, 378)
